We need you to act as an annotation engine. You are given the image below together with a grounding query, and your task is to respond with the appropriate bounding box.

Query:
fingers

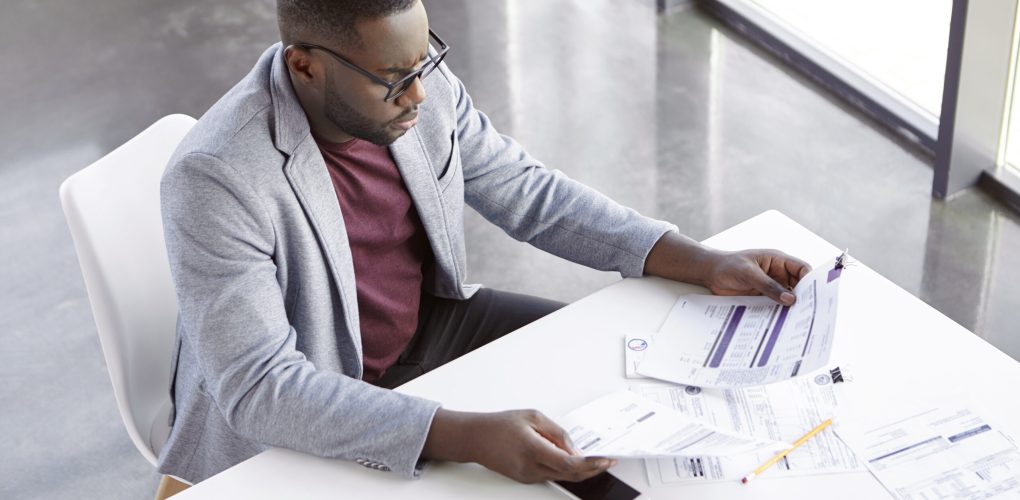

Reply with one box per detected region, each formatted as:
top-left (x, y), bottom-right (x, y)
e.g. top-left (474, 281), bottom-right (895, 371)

top-left (529, 410), bottom-right (579, 455)
top-left (750, 266), bottom-right (796, 306)
top-left (758, 251), bottom-right (809, 288)
top-left (534, 448), bottom-right (615, 482)
top-left (523, 411), bottom-right (615, 482)
top-left (532, 458), bottom-right (611, 483)
top-left (532, 442), bottom-right (614, 480)
top-left (779, 253), bottom-right (812, 285)
top-left (707, 250), bottom-right (810, 305)
top-left (548, 456), bottom-right (616, 482)
top-left (752, 251), bottom-right (811, 304)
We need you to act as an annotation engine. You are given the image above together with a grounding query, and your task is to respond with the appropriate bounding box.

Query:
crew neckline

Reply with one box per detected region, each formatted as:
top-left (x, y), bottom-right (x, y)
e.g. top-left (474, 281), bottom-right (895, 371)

top-left (311, 130), bottom-right (360, 153)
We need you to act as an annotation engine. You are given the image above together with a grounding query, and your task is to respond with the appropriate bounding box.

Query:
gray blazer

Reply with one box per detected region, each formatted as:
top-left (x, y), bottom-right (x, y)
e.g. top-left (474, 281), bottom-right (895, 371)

top-left (158, 43), bottom-right (677, 483)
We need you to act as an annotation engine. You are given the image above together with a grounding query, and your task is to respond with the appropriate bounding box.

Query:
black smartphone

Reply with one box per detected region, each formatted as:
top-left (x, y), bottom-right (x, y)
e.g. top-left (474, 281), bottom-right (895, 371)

top-left (550, 472), bottom-right (642, 500)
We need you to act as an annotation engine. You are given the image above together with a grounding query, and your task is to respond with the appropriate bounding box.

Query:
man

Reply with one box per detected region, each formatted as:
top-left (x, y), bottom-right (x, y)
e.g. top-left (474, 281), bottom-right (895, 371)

top-left (159, 0), bottom-right (810, 487)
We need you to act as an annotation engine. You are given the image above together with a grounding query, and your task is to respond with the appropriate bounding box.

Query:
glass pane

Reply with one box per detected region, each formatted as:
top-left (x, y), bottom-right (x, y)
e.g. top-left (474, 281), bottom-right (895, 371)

top-left (1005, 13), bottom-right (1020, 173)
top-left (748, 0), bottom-right (952, 118)
top-left (1008, 84), bottom-right (1020, 172)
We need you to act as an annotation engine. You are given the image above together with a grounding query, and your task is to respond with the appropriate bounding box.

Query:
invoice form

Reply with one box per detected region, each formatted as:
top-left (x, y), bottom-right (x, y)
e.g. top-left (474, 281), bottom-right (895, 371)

top-left (636, 256), bottom-right (843, 388)
top-left (631, 374), bottom-right (862, 484)
top-left (557, 391), bottom-right (788, 459)
top-left (836, 403), bottom-right (1020, 499)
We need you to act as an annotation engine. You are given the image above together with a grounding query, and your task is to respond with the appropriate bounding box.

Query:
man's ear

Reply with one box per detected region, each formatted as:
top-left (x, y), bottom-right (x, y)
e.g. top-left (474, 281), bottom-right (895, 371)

top-left (284, 46), bottom-right (319, 86)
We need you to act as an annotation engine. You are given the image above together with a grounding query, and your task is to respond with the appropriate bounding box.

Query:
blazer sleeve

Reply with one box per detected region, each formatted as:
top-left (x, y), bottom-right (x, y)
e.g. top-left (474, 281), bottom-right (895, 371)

top-left (161, 152), bottom-right (441, 478)
top-left (443, 68), bottom-right (678, 278)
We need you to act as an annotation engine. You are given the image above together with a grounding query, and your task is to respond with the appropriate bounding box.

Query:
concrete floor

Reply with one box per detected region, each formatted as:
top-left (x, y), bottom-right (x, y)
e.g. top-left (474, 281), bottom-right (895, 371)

top-left (1, 1), bottom-right (1017, 498)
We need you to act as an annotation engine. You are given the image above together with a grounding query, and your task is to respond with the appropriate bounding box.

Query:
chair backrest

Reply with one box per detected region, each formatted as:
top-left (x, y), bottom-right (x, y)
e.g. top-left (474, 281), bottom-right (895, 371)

top-left (59, 114), bottom-right (196, 466)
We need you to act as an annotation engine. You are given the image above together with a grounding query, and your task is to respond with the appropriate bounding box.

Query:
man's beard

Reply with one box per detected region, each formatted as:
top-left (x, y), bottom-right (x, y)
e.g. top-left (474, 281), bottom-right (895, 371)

top-left (322, 67), bottom-right (404, 147)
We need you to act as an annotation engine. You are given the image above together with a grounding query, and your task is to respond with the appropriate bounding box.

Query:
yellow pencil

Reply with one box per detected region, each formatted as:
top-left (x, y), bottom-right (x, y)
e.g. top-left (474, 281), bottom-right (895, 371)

top-left (741, 418), bottom-right (834, 484)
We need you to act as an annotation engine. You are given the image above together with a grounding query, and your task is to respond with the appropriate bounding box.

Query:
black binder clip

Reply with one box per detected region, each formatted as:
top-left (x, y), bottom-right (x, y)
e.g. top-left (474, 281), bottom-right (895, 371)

top-left (835, 248), bottom-right (849, 270)
top-left (828, 249), bottom-right (848, 283)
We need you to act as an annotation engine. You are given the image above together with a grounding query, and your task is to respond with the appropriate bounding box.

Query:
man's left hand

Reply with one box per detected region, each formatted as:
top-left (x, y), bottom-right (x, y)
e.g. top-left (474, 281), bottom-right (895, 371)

top-left (644, 231), bottom-right (811, 306)
top-left (699, 249), bottom-right (810, 306)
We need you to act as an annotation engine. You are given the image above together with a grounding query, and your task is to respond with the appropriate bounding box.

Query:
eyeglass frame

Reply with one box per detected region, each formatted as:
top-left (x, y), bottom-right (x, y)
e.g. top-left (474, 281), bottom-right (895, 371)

top-left (288, 29), bottom-right (450, 102)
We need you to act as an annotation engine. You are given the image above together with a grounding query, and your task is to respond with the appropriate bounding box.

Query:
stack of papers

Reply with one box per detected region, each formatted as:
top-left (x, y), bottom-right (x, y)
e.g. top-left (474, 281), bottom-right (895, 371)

top-left (634, 376), bottom-right (863, 484)
top-left (836, 401), bottom-right (1020, 499)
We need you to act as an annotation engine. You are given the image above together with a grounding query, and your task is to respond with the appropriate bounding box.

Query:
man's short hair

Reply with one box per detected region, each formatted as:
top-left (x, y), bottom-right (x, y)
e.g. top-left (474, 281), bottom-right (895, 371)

top-left (277, 0), bottom-right (418, 49)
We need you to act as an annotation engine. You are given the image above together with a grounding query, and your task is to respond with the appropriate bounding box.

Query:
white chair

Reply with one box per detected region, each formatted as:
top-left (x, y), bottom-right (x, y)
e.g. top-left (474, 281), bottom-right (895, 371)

top-left (60, 114), bottom-right (196, 498)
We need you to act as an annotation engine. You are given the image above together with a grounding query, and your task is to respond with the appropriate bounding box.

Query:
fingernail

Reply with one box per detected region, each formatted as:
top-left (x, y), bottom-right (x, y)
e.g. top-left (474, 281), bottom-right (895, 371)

top-left (781, 292), bottom-right (795, 304)
top-left (600, 459), bottom-right (611, 468)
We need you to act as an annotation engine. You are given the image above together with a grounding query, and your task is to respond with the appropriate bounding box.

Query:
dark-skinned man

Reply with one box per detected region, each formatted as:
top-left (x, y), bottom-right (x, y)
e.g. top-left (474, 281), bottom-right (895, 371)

top-left (158, 0), bottom-right (810, 487)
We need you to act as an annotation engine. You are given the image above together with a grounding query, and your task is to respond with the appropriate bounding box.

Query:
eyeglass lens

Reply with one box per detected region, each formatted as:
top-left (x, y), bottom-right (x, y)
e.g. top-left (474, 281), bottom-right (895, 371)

top-left (386, 41), bottom-right (446, 101)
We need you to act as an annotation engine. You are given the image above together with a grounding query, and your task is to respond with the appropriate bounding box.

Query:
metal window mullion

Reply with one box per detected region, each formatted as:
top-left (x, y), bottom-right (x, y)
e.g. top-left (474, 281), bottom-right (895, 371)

top-left (935, 0), bottom-right (1018, 198)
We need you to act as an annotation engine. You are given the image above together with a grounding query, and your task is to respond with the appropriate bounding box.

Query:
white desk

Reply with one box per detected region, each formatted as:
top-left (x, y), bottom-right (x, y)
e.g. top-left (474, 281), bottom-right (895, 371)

top-left (176, 210), bottom-right (1020, 499)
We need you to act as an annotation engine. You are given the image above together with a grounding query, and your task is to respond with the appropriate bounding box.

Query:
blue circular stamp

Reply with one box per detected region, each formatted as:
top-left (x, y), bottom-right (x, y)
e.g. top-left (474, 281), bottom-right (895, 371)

top-left (814, 374), bottom-right (832, 385)
top-left (627, 338), bottom-right (648, 351)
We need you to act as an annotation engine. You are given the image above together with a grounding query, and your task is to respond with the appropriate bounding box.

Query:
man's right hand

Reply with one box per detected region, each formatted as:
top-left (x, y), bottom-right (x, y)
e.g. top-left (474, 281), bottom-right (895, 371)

top-left (422, 408), bottom-right (616, 484)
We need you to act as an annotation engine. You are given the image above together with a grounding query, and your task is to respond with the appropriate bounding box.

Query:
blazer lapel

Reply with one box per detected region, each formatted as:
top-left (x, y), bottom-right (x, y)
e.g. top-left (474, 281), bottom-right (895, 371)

top-left (389, 128), bottom-right (452, 273)
top-left (283, 144), bottom-right (362, 357)
top-left (269, 44), bottom-right (363, 369)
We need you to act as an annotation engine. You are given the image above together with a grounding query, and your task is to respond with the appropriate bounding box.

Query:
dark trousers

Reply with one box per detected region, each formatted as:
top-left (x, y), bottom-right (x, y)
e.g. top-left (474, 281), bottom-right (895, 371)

top-left (374, 288), bottom-right (565, 389)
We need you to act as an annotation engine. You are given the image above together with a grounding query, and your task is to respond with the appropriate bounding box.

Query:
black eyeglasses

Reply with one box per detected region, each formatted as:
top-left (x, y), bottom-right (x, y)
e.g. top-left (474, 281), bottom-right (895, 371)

top-left (290, 29), bottom-right (450, 102)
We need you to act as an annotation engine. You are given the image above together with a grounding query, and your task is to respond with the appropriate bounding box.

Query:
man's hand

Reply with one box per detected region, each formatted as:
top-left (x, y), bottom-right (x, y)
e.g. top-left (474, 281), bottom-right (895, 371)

top-left (698, 249), bottom-right (810, 305)
top-left (644, 231), bottom-right (811, 306)
top-left (422, 408), bottom-right (616, 484)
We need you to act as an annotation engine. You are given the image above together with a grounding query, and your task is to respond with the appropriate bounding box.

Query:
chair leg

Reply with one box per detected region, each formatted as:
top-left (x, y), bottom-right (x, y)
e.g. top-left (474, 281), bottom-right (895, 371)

top-left (154, 475), bottom-right (190, 499)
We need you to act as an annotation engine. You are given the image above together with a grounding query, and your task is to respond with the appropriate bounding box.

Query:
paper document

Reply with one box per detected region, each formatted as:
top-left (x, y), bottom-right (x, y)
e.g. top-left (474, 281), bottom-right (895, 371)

top-left (836, 403), bottom-right (1020, 499)
top-left (557, 391), bottom-right (789, 459)
top-left (624, 334), bottom-right (655, 379)
top-left (635, 372), bottom-right (862, 484)
top-left (636, 256), bottom-right (843, 388)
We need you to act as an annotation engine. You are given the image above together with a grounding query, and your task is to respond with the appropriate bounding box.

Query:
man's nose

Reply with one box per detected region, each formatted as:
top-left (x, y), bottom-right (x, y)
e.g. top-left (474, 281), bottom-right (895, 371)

top-left (397, 75), bottom-right (427, 107)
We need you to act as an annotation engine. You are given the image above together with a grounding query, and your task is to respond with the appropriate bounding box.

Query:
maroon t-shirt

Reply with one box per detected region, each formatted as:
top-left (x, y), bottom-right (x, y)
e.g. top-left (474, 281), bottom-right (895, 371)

top-left (313, 133), bottom-right (431, 383)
